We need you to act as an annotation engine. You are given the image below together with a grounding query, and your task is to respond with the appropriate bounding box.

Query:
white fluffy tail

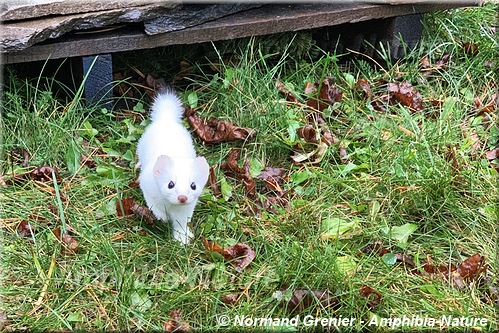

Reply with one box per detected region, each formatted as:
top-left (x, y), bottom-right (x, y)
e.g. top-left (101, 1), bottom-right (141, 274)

top-left (149, 89), bottom-right (184, 124)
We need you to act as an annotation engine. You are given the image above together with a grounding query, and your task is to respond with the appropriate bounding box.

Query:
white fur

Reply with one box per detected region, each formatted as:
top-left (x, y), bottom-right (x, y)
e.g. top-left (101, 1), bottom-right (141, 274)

top-left (136, 89), bottom-right (209, 244)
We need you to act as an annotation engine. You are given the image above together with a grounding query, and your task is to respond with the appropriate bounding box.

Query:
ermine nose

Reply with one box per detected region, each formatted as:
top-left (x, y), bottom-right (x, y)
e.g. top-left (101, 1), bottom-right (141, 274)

top-left (177, 195), bottom-right (188, 204)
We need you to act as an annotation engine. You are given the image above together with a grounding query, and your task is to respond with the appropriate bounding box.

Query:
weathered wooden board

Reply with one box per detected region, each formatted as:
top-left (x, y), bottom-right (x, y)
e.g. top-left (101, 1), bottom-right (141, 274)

top-left (2, 2), bottom-right (479, 64)
top-left (0, 0), bottom-right (175, 21)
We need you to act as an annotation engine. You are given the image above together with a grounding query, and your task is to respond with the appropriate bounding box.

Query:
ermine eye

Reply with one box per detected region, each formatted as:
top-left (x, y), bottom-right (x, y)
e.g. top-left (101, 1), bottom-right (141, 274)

top-left (168, 181), bottom-right (175, 189)
top-left (190, 182), bottom-right (196, 190)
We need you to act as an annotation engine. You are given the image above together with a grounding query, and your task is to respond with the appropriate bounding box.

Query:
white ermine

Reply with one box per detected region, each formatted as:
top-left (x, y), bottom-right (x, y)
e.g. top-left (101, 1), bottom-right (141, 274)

top-left (136, 89), bottom-right (209, 244)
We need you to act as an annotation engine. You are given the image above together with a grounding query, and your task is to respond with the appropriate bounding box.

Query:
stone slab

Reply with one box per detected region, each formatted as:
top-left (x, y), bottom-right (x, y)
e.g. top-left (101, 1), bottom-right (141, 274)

top-left (0, 0), bottom-right (171, 21)
top-left (1, 2), bottom-right (180, 52)
top-left (144, 4), bottom-right (261, 35)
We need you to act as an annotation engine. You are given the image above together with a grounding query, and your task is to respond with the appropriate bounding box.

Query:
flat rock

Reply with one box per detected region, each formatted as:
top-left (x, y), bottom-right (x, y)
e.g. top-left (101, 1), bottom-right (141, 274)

top-left (0, 0), bottom-right (172, 21)
top-left (144, 3), bottom-right (261, 35)
top-left (1, 2), bottom-right (180, 52)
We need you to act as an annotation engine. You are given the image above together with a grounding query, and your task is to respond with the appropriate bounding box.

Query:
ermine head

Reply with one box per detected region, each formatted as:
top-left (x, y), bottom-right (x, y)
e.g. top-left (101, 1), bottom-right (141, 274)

top-left (153, 155), bottom-right (209, 205)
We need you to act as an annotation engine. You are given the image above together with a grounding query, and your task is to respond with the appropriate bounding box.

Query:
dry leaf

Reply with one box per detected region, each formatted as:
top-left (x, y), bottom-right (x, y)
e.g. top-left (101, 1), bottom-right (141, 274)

top-left (296, 125), bottom-right (319, 144)
top-left (17, 220), bottom-right (35, 237)
top-left (52, 227), bottom-right (80, 255)
top-left (451, 253), bottom-right (487, 289)
top-left (282, 288), bottom-right (338, 314)
top-left (435, 52), bottom-right (451, 70)
top-left (256, 167), bottom-right (287, 194)
top-left (221, 293), bottom-right (241, 305)
top-left (460, 121), bottom-right (481, 155)
top-left (304, 81), bottom-right (317, 95)
top-left (485, 147), bottom-right (499, 161)
top-left (420, 52), bottom-right (450, 76)
top-left (208, 166), bottom-right (221, 198)
top-left (354, 78), bottom-right (373, 99)
top-left (291, 141), bottom-right (329, 165)
top-left (31, 166), bottom-right (61, 182)
top-left (186, 108), bottom-right (256, 144)
top-left (130, 203), bottom-right (156, 224)
top-left (419, 55), bottom-right (431, 70)
top-left (220, 149), bottom-right (256, 197)
top-left (259, 194), bottom-right (289, 215)
top-left (81, 153), bottom-right (96, 169)
top-left (387, 81), bottom-right (423, 112)
top-left (276, 80), bottom-right (299, 103)
top-left (338, 143), bottom-right (349, 164)
top-left (358, 240), bottom-right (390, 257)
top-left (172, 60), bottom-right (193, 83)
top-left (462, 42), bottom-right (479, 56)
top-left (10, 148), bottom-right (30, 167)
top-left (163, 309), bottom-right (191, 333)
top-left (204, 239), bottom-right (256, 272)
top-left (474, 93), bottom-right (497, 117)
top-left (306, 77), bottom-right (343, 112)
top-left (371, 94), bottom-right (390, 112)
top-left (359, 285), bottom-right (383, 309)
top-left (116, 197), bottom-right (135, 217)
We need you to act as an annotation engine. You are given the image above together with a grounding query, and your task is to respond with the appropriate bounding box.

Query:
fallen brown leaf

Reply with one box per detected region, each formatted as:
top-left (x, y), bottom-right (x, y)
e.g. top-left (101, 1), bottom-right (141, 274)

top-left (220, 243), bottom-right (256, 272)
top-left (163, 309), bottom-right (191, 333)
top-left (304, 81), bottom-right (317, 95)
top-left (204, 239), bottom-right (256, 272)
top-left (460, 121), bottom-right (482, 156)
top-left (359, 285), bottom-right (383, 309)
top-left (485, 147), bottom-right (499, 161)
top-left (17, 220), bottom-right (35, 237)
top-left (354, 78), bottom-right (373, 99)
top-left (172, 60), bottom-right (193, 83)
top-left (283, 288), bottom-right (338, 314)
top-left (130, 203), bottom-right (156, 224)
top-left (306, 77), bottom-right (343, 112)
top-left (221, 293), bottom-right (242, 305)
top-left (186, 108), bottom-right (256, 144)
top-left (81, 153), bottom-right (96, 169)
top-left (116, 197), bottom-right (135, 217)
top-left (32, 166), bottom-right (61, 182)
top-left (276, 80), bottom-right (299, 103)
top-left (371, 94), bottom-right (390, 112)
top-left (358, 240), bottom-right (390, 257)
top-left (259, 194), bottom-right (290, 215)
top-left (419, 55), bottom-right (431, 70)
top-left (435, 52), bottom-right (451, 70)
top-left (474, 93), bottom-right (497, 117)
top-left (113, 71), bottom-right (134, 99)
top-left (296, 125), bottom-right (319, 144)
top-left (420, 52), bottom-right (450, 76)
top-left (10, 148), bottom-right (31, 167)
top-left (208, 166), bottom-right (221, 198)
top-left (290, 141), bottom-right (329, 165)
top-left (462, 42), bottom-right (479, 56)
top-left (451, 253), bottom-right (487, 290)
top-left (256, 167), bottom-right (287, 194)
top-left (387, 81), bottom-right (423, 112)
top-left (338, 143), bottom-right (349, 164)
top-left (220, 149), bottom-right (256, 197)
top-left (52, 227), bottom-right (80, 256)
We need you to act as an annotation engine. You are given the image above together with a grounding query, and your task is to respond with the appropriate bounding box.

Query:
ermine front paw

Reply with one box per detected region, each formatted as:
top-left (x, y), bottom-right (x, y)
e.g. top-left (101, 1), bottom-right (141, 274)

top-left (173, 228), bottom-right (194, 245)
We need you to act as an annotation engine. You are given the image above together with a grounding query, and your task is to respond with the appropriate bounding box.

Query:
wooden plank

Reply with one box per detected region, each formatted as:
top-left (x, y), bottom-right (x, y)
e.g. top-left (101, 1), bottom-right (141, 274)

top-left (1, 2), bottom-right (477, 64)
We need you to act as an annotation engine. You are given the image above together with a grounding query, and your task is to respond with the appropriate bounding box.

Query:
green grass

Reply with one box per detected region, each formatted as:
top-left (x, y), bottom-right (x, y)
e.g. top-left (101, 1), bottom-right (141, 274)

top-left (1, 4), bottom-right (498, 332)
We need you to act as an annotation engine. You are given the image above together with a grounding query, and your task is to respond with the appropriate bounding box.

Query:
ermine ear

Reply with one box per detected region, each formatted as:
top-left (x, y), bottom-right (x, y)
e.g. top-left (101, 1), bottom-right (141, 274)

top-left (193, 157), bottom-right (210, 187)
top-left (153, 155), bottom-right (174, 179)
